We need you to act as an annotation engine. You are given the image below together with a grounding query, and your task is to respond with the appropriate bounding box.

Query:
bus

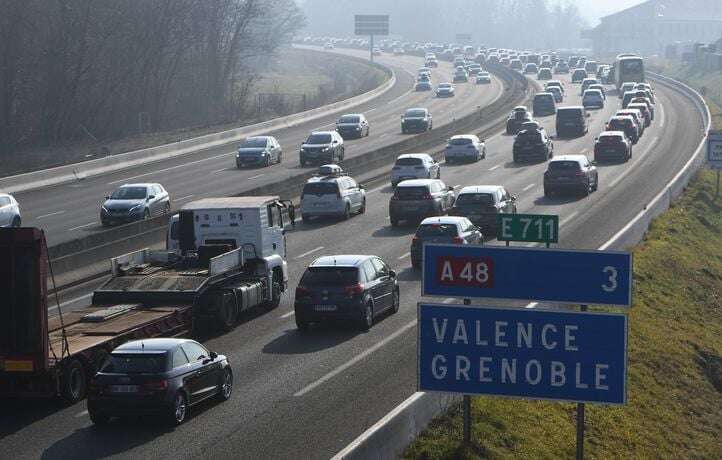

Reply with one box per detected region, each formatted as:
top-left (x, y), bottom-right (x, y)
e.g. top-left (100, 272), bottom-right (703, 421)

top-left (613, 54), bottom-right (644, 89)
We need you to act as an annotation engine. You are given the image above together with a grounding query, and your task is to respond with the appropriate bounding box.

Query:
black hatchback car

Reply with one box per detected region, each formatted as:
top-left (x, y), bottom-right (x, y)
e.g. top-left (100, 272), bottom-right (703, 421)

top-left (544, 155), bottom-right (599, 197)
top-left (87, 338), bottom-right (232, 426)
top-left (294, 255), bottom-right (399, 331)
top-left (506, 106), bottom-right (532, 135)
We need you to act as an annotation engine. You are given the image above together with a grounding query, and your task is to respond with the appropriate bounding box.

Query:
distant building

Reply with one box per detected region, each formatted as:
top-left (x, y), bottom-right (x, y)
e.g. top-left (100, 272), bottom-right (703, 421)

top-left (582, 0), bottom-right (722, 56)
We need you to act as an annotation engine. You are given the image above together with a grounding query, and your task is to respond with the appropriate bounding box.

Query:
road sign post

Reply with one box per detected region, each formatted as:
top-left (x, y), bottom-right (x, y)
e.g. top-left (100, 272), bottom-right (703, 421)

top-left (354, 15), bottom-right (389, 63)
top-left (422, 244), bottom-right (633, 306)
top-left (497, 213), bottom-right (559, 246)
top-left (708, 131), bottom-right (722, 198)
top-left (417, 304), bottom-right (628, 404)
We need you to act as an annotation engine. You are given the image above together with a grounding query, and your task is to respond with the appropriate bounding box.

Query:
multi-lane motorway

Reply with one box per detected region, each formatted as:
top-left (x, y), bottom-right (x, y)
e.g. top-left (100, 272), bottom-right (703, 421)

top-left (14, 47), bottom-right (503, 246)
top-left (0, 47), bottom-right (706, 460)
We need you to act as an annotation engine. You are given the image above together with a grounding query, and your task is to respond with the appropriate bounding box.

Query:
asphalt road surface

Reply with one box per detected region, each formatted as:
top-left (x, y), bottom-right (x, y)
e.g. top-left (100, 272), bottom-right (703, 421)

top-left (0, 51), bottom-right (705, 460)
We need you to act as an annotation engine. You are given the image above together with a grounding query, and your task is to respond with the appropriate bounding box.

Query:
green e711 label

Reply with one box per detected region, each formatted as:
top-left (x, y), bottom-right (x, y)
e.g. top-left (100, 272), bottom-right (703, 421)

top-left (497, 214), bottom-right (559, 243)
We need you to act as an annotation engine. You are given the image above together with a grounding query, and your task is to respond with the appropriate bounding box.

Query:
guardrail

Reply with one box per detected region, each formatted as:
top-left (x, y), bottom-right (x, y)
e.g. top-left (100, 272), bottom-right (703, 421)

top-left (329, 71), bottom-right (712, 460)
top-left (1, 49), bottom-right (395, 194)
top-left (47, 63), bottom-right (532, 291)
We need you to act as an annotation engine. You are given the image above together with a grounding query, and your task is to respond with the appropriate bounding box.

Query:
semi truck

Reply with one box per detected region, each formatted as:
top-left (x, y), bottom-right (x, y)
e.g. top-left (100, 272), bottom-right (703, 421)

top-left (0, 196), bottom-right (294, 403)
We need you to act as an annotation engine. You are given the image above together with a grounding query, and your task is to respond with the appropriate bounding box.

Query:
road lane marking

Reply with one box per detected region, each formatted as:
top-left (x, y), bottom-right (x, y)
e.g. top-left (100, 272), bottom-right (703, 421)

top-left (522, 183), bottom-right (535, 192)
top-left (442, 298), bottom-right (455, 304)
top-left (608, 135), bottom-right (659, 188)
top-left (212, 167), bottom-right (230, 174)
top-left (107, 150), bottom-right (231, 184)
top-left (560, 210), bottom-right (579, 227)
top-left (296, 246), bottom-right (324, 259)
top-left (68, 222), bottom-right (96, 231)
top-left (397, 252), bottom-right (410, 259)
top-left (176, 194), bottom-right (195, 202)
top-left (248, 173), bottom-right (265, 180)
top-left (658, 105), bottom-right (665, 128)
top-left (49, 293), bottom-right (93, 312)
top-left (280, 311), bottom-right (295, 319)
top-left (36, 210), bottom-right (65, 219)
top-left (525, 302), bottom-right (539, 309)
top-left (488, 165), bottom-right (500, 171)
top-left (293, 319), bottom-right (417, 397)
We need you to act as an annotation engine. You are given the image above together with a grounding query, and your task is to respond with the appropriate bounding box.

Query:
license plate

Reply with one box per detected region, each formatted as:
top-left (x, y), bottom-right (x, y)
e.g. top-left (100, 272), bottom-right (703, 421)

top-left (110, 385), bottom-right (139, 393)
top-left (315, 305), bottom-right (337, 312)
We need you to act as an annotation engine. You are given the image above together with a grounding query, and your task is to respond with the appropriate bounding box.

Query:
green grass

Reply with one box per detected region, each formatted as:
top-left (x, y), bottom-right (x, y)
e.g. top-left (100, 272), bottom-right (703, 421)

top-left (404, 170), bottom-right (722, 459)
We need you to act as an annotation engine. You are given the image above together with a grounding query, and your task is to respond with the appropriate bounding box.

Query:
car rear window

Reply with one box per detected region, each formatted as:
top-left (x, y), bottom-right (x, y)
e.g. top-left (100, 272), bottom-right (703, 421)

top-left (405, 110), bottom-right (426, 117)
top-left (397, 186), bottom-right (429, 199)
top-left (449, 138), bottom-right (472, 145)
top-left (103, 354), bottom-right (167, 374)
top-left (301, 267), bottom-right (359, 286)
top-left (416, 224), bottom-right (459, 238)
top-left (241, 138), bottom-right (268, 148)
top-left (395, 157), bottom-right (423, 166)
top-left (455, 193), bottom-right (495, 207)
top-left (338, 116), bottom-right (360, 123)
top-left (306, 134), bottom-right (332, 144)
top-left (549, 161), bottom-right (581, 171)
top-left (557, 108), bottom-right (582, 120)
top-left (599, 135), bottom-right (623, 144)
top-left (303, 182), bottom-right (339, 195)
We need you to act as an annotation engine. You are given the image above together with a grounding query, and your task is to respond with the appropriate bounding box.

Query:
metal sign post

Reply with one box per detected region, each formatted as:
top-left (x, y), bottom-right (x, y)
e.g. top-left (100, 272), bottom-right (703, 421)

top-left (354, 15), bottom-right (389, 63)
top-left (708, 130), bottom-right (722, 199)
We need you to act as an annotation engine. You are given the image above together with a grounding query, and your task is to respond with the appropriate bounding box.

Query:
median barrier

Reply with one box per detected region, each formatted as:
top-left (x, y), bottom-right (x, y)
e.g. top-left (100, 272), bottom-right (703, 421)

top-left (1, 49), bottom-right (395, 194)
top-left (47, 64), bottom-right (531, 291)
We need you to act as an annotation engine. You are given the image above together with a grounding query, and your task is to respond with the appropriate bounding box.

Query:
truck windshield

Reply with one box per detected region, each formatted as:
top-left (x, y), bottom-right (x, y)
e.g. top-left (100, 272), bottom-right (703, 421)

top-left (301, 267), bottom-right (358, 286)
top-left (103, 354), bottom-right (167, 374)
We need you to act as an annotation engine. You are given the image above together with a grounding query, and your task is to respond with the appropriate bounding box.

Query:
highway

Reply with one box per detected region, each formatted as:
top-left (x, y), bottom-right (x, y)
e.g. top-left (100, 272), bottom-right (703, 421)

top-left (12, 47), bottom-right (504, 246)
top-left (0, 50), bottom-right (706, 460)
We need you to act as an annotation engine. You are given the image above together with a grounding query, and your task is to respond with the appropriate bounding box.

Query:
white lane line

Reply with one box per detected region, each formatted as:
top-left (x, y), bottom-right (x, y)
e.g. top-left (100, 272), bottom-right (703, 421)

top-left (36, 210), bottom-right (65, 220)
top-left (248, 173), bottom-right (265, 180)
top-left (525, 302), bottom-right (539, 309)
top-left (658, 105), bottom-right (665, 128)
top-left (488, 165), bottom-right (500, 171)
top-left (68, 222), bottom-right (96, 231)
top-left (75, 410), bottom-right (88, 418)
top-left (379, 133), bottom-right (388, 138)
top-left (296, 246), bottom-right (324, 259)
top-left (453, 184), bottom-right (461, 189)
top-left (522, 183), bottom-right (535, 192)
top-left (294, 319), bottom-right (417, 397)
top-left (580, 148), bottom-right (588, 154)
top-left (397, 252), bottom-right (410, 260)
top-left (108, 150), bottom-right (231, 185)
top-left (367, 184), bottom-right (388, 195)
top-left (442, 298), bottom-right (455, 304)
top-left (176, 194), bottom-right (195, 202)
top-left (212, 167), bottom-right (230, 174)
top-left (608, 135), bottom-right (659, 189)
top-left (280, 311), bottom-right (296, 319)
top-left (49, 293), bottom-right (93, 312)
top-left (560, 210), bottom-right (579, 227)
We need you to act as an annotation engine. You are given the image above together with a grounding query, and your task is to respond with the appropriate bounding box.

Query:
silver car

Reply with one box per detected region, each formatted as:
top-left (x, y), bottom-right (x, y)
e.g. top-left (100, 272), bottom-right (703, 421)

top-left (101, 183), bottom-right (171, 226)
top-left (300, 168), bottom-right (366, 222)
top-left (0, 193), bottom-right (21, 227)
top-left (444, 135), bottom-right (485, 163)
top-left (236, 136), bottom-right (282, 168)
top-left (391, 154), bottom-right (440, 187)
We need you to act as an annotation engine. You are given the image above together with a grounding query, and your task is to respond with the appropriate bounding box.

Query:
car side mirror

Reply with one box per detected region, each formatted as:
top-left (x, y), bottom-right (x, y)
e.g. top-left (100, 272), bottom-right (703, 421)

top-left (389, 270), bottom-right (396, 278)
top-left (105, 195), bottom-right (110, 200)
top-left (209, 351), bottom-right (218, 360)
top-left (447, 186), bottom-right (454, 191)
top-left (511, 195), bottom-right (517, 201)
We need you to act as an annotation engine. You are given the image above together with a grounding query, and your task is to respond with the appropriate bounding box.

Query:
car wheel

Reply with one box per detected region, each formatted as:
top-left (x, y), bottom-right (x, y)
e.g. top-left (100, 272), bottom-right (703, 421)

top-left (390, 216), bottom-right (399, 227)
top-left (296, 316), bottom-right (310, 332)
top-left (359, 199), bottom-right (366, 214)
top-left (391, 289), bottom-right (400, 314)
top-left (436, 169), bottom-right (441, 179)
top-left (342, 204), bottom-right (351, 220)
top-left (11, 216), bottom-right (21, 227)
top-left (401, 127), bottom-right (406, 134)
top-left (300, 158), bottom-right (305, 167)
top-left (164, 202), bottom-right (171, 214)
top-left (265, 155), bottom-right (271, 167)
top-left (277, 152), bottom-right (283, 164)
top-left (583, 180), bottom-right (591, 196)
top-left (360, 302), bottom-right (374, 331)
top-left (60, 359), bottom-right (87, 404)
top-left (143, 208), bottom-right (150, 220)
top-left (366, 127), bottom-right (370, 137)
top-left (88, 408), bottom-right (110, 426)
top-left (169, 391), bottom-right (187, 426)
top-left (217, 369), bottom-right (233, 401)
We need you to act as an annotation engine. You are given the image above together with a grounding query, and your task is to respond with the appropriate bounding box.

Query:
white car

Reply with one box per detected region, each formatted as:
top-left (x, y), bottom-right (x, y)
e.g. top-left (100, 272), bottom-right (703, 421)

top-left (444, 135), bottom-right (486, 163)
top-left (300, 166), bottom-right (366, 222)
top-left (0, 193), bottom-right (21, 227)
top-left (391, 153), bottom-right (440, 187)
top-left (582, 89), bottom-right (605, 109)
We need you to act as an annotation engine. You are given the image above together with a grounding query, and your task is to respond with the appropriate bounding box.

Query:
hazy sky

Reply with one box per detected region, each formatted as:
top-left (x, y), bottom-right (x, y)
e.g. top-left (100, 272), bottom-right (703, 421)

top-left (571, 0), bottom-right (646, 24)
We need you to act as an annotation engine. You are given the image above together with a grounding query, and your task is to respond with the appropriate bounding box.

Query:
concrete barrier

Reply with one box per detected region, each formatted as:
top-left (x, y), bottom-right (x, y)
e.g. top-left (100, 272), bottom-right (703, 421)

top-left (1, 49), bottom-right (395, 194)
top-left (47, 64), bottom-right (530, 291)
top-left (329, 71), bottom-right (711, 460)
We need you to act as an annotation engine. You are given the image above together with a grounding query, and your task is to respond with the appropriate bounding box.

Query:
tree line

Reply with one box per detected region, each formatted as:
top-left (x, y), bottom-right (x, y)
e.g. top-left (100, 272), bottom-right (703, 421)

top-left (0, 0), bottom-right (304, 154)
top-left (302, 0), bottom-right (587, 51)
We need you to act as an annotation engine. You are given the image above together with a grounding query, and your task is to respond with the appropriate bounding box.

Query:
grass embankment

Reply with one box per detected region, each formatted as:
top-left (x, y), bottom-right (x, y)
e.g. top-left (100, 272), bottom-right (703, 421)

top-left (404, 62), bottom-right (722, 458)
top-left (404, 169), bottom-right (722, 459)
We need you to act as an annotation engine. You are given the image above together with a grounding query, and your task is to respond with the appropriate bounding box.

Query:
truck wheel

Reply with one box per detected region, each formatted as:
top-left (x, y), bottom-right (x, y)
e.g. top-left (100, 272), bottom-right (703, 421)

top-left (268, 278), bottom-right (282, 310)
top-left (215, 293), bottom-right (238, 332)
top-left (60, 359), bottom-right (87, 404)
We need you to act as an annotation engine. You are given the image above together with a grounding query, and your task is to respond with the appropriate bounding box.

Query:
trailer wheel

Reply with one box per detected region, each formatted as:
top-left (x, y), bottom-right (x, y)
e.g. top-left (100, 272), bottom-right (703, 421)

top-left (215, 293), bottom-right (238, 332)
top-left (60, 359), bottom-right (87, 404)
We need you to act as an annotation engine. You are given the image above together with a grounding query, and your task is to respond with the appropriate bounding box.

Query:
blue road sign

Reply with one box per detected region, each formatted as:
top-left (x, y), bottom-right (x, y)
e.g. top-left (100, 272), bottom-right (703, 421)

top-left (422, 244), bottom-right (632, 306)
top-left (418, 304), bottom-right (628, 404)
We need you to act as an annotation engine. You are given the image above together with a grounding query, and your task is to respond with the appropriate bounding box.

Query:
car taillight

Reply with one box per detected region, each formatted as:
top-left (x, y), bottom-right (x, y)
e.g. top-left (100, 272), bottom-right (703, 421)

top-left (296, 286), bottom-right (310, 297)
top-left (344, 283), bottom-right (365, 296)
top-left (575, 170), bottom-right (585, 176)
top-left (143, 380), bottom-right (168, 391)
top-left (452, 237), bottom-right (464, 244)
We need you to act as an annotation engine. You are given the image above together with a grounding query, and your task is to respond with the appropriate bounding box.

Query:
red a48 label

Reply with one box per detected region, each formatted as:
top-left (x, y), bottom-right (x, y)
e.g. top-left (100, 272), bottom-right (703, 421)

top-left (435, 256), bottom-right (494, 288)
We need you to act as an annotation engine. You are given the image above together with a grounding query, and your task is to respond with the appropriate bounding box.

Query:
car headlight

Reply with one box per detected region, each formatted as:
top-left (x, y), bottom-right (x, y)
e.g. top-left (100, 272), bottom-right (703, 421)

top-left (129, 205), bottom-right (143, 214)
top-left (260, 151), bottom-right (267, 156)
top-left (355, 127), bottom-right (361, 131)
top-left (101, 206), bottom-right (109, 214)
top-left (321, 147), bottom-right (329, 152)
top-left (236, 152), bottom-right (241, 158)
